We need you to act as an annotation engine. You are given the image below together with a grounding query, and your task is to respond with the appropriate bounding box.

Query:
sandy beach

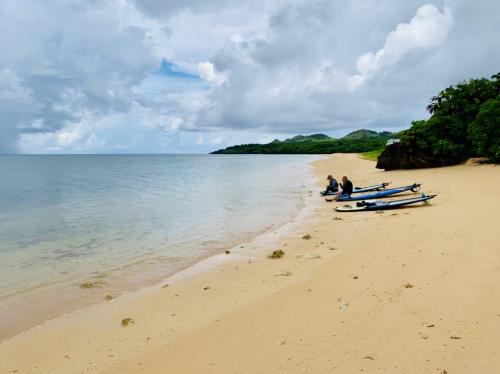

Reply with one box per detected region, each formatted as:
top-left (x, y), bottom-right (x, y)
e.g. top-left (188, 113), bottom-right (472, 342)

top-left (1, 153), bottom-right (499, 373)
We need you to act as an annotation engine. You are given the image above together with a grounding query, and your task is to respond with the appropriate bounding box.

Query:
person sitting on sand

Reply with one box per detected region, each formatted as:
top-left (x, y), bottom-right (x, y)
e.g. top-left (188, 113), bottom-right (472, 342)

top-left (322, 175), bottom-right (339, 195)
top-left (337, 176), bottom-right (353, 198)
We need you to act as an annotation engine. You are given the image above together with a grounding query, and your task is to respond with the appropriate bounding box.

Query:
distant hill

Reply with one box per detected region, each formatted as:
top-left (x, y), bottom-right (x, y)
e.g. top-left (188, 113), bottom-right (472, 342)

top-left (343, 129), bottom-right (392, 140)
top-left (211, 130), bottom-right (392, 154)
top-left (282, 134), bottom-right (331, 143)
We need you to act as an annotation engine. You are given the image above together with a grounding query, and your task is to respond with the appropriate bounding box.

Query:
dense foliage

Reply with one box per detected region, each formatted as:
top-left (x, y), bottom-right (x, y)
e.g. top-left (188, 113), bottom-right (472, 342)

top-left (212, 130), bottom-right (393, 154)
top-left (380, 73), bottom-right (500, 167)
top-left (469, 97), bottom-right (500, 162)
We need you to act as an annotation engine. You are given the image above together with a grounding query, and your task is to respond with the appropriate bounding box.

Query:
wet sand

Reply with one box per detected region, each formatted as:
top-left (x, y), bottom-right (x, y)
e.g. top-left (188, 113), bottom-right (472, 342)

top-left (1, 154), bottom-right (499, 373)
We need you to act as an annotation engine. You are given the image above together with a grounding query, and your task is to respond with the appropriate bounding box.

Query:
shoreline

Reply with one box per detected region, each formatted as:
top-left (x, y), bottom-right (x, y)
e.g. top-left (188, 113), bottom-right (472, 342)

top-left (0, 155), bottom-right (322, 342)
top-left (156, 155), bottom-right (324, 286)
top-left (1, 154), bottom-right (499, 373)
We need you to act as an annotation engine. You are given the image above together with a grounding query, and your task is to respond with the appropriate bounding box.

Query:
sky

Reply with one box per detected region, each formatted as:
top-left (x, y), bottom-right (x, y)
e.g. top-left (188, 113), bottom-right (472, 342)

top-left (0, 0), bottom-right (498, 154)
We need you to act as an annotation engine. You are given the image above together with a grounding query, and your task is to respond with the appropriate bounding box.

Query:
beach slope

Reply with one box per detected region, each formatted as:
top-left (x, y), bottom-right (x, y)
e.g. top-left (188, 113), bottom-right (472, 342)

top-left (1, 154), bottom-right (499, 373)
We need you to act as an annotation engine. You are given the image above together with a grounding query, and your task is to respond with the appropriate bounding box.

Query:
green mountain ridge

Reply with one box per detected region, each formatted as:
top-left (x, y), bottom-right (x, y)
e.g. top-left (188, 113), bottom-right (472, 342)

top-left (282, 134), bottom-right (332, 143)
top-left (211, 130), bottom-right (393, 154)
top-left (343, 129), bottom-right (392, 140)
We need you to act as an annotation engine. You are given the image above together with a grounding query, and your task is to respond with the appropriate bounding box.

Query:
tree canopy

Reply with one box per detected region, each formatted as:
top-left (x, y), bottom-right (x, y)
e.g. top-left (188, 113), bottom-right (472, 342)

top-left (378, 73), bottom-right (500, 169)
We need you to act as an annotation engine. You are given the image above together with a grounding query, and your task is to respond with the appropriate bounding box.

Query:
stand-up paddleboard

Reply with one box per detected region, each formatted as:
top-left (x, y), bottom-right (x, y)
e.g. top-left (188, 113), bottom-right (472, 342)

top-left (335, 194), bottom-right (436, 212)
top-left (321, 182), bottom-right (390, 196)
top-left (325, 183), bottom-right (421, 202)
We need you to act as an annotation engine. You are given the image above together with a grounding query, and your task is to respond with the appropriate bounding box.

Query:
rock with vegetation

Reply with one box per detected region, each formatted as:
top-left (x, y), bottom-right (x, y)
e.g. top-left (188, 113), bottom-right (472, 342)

top-left (376, 142), bottom-right (461, 170)
top-left (377, 73), bottom-right (500, 169)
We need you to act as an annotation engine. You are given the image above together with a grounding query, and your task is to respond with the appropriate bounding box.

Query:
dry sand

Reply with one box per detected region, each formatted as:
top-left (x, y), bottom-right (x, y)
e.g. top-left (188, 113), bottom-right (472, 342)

top-left (1, 153), bottom-right (499, 373)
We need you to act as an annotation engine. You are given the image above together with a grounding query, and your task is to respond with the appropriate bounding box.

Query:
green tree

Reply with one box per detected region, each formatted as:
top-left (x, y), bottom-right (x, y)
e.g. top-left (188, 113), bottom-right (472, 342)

top-left (469, 98), bottom-right (500, 162)
top-left (400, 73), bottom-right (500, 163)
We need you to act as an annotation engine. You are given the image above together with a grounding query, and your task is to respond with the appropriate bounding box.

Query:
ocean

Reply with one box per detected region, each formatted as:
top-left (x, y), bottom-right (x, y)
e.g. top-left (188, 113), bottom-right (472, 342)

top-left (0, 154), bottom-right (318, 338)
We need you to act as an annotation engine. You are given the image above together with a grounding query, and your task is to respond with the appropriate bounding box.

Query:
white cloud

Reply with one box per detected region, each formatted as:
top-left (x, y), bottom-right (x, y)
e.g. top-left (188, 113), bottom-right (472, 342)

top-left (1, 0), bottom-right (499, 153)
top-left (198, 61), bottom-right (228, 86)
top-left (211, 136), bottom-right (224, 145)
top-left (0, 69), bottom-right (34, 102)
top-left (349, 4), bottom-right (453, 89)
top-left (181, 1), bottom-right (481, 136)
top-left (195, 134), bottom-right (204, 145)
top-left (19, 112), bottom-right (109, 152)
top-left (0, 0), bottom-right (163, 152)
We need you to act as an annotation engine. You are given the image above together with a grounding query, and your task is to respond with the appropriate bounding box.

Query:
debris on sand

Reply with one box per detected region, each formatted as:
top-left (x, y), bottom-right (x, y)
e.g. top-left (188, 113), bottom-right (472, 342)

top-left (203, 286), bottom-right (211, 290)
top-left (364, 356), bottom-right (375, 360)
top-left (404, 283), bottom-right (414, 288)
top-left (305, 253), bottom-right (321, 259)
top-left (162, 283), bottom-right (170, 289)
top-left (329, 247), bottom-right (337, 251)
top-left (225, 250), bottom-right (231, 254)
top-left (426, 324), bottom-right (435, 328)
top-left (333, 217), bottom-right (343, 221)
top-left (339, 303), bottom-right (349, 311)
top-left (353, 276), bottom-right (359, 280)
top-left (275, 271), bottom-right (292, 277)
top-left (104, 294), bottom-right (113, 301)
top-left (450, 336), bottom-right (461, 340)
top-left (268, 249), bottom-right (285, 259)
top-left (79, 281), bottom-right (104, 289)
top-left (302, 234), bottom-right (312, 240)
top-left (121, 318), bottom-right (134, 327)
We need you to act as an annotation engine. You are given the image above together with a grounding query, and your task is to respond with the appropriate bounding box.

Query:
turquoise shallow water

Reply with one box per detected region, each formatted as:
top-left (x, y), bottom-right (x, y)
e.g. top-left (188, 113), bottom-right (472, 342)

top-left (0, 154), bottom-right (317, 337)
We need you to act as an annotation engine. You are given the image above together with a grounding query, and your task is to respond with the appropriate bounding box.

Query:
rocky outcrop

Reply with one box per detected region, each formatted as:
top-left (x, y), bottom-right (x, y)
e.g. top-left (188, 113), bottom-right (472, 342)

top-left (376, 143), bottom-right (464, 170)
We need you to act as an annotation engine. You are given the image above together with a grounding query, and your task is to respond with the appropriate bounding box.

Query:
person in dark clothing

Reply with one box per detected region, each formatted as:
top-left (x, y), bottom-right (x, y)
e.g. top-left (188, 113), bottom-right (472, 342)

top-left (322, 175), bottom-right (339, 195)
top-left (338, 176), bottom-right (353, 197)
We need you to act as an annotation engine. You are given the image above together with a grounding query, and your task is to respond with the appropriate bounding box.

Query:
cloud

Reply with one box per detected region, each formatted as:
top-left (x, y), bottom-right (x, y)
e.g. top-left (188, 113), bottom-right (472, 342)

top-left (1, 0), bottom-right (499, 153)
top-left (211, 136), bottom-right (224, 145)
top-left (0, 0), bottom-right (162, 152)
top-left (349, 4), bottom-right (453, 88)
top-left (256, 136), bottom-right (276, 144)
top-left (181, 0), bottom-right (497, 137)
top-left (131, 0), bottom-right (237, 19)
top-left (198, 62), bottom-right (228, 86)
top-left (195, 134), bottom-right (204, 145)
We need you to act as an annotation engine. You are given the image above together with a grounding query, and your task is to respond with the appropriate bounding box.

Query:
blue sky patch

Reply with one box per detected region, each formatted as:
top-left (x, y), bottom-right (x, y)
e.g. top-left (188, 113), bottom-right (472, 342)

top-left (155, 60), bottom-right (200, 80)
